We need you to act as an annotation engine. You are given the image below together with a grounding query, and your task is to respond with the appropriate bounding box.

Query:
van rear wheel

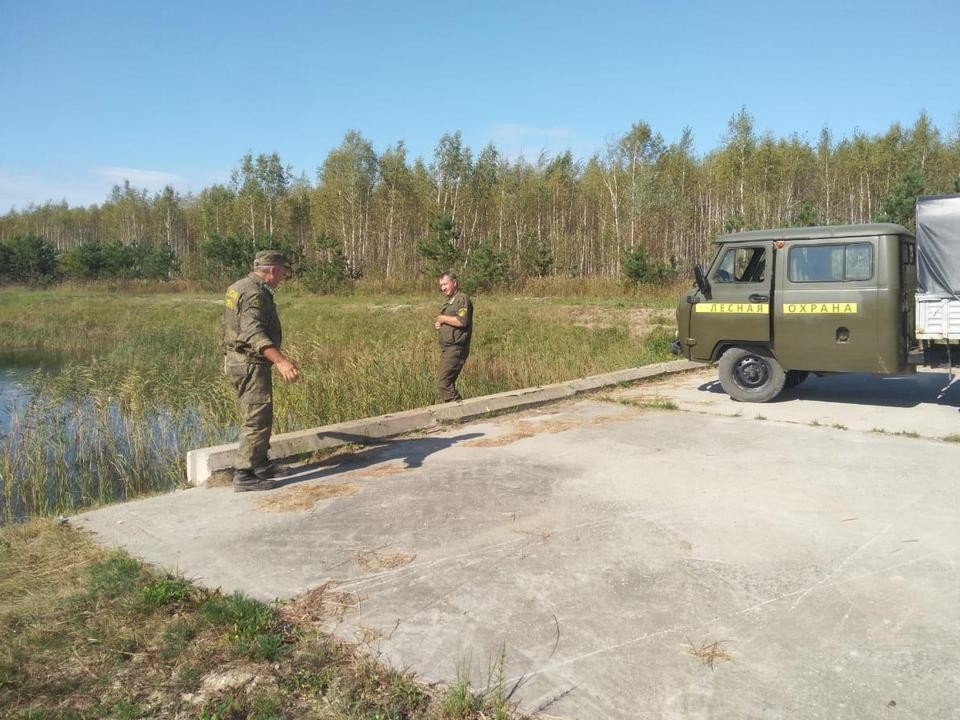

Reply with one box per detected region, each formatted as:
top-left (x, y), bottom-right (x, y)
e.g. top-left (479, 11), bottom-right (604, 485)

top-left (718, 347), bottom-right (786, 403)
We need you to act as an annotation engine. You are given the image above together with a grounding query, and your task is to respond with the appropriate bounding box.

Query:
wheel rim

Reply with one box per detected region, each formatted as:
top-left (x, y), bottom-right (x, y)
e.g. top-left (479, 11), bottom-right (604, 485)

top-left (733, 355), bottom-right (770, 389)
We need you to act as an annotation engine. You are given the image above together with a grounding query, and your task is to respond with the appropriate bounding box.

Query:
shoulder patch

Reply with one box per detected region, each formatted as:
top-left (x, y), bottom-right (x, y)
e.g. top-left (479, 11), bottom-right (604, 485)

top-left (457, 307), bottom-right (467, 317)
top-left (225, 288), bottom-right (239, 309)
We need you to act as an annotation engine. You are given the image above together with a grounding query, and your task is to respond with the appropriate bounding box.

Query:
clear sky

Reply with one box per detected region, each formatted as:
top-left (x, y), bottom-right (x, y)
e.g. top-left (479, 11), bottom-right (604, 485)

top-left (1, 0), bottom-right (957, 211)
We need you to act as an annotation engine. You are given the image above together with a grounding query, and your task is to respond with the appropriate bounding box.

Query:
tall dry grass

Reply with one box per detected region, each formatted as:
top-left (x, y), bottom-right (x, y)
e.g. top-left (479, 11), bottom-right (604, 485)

top-left (0, 284), bottom-right (681, 521)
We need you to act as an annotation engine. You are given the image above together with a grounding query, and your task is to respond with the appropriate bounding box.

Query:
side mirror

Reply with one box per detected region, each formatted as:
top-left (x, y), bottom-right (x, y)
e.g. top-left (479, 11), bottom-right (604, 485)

top-left (694, 263), bottom-right (711, 298)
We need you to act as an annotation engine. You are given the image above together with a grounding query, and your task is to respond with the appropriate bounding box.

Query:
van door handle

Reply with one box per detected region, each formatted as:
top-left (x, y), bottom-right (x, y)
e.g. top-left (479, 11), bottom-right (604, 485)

top-left (749, 294), bottom-right (769, 302)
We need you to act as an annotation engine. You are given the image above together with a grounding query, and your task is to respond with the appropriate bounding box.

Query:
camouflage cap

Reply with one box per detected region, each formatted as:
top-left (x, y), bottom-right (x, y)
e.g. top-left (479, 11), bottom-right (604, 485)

top-left (253, 250), bottom-right (291, 269)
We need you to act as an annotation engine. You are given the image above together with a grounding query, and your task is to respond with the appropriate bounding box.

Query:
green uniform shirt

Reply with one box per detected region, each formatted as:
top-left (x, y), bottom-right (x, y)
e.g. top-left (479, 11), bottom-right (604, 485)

top-left (222, 273), bottom-right (282, 362)
top-left (438, 290), bottom-right (472, 348)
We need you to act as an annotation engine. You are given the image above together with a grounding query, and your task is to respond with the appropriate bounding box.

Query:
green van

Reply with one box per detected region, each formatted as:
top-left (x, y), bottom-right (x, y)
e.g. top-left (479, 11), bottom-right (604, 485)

top-left (673, 223), bottom-right (917, 402)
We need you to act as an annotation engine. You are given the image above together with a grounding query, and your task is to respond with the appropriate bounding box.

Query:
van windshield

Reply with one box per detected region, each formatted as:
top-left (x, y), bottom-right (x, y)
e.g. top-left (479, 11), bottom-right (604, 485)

top-left (713, 246), bottom-right (766, 283)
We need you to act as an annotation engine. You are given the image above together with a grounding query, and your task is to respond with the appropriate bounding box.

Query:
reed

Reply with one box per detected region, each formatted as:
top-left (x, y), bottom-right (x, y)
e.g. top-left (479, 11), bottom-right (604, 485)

top-left (0, 285), bottom-right (679, 521)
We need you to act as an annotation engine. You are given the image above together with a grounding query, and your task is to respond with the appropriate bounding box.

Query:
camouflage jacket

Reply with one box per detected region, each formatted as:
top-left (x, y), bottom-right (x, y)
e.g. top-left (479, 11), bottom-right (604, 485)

top-left (222, 273), bottom-right (282, 362)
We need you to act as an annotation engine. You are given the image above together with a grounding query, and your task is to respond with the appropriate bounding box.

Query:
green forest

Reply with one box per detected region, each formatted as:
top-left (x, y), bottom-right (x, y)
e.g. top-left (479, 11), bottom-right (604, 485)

top-left (2, 108), bottom-right (958, 287)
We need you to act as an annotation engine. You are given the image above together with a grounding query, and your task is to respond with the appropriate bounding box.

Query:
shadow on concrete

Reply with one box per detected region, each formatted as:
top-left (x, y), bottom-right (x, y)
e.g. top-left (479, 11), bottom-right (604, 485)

top-left (698, 372), bottom-right (960, 409)
top-left (698, 380), bottom-right (726, 395)
top-left (275, 432), bottom-right (485, 486)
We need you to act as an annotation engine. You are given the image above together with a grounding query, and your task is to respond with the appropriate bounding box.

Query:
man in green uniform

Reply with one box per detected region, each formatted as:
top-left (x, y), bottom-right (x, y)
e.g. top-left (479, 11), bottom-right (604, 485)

top-left (222, 250), bottom-right (301, 492)
top-left (434, 270), bottom-right (473, 402)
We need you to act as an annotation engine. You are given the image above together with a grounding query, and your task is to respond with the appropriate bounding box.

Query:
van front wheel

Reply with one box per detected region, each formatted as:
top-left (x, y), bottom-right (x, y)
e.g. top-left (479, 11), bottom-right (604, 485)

top-left (718, 347), bottom-right (786, 403)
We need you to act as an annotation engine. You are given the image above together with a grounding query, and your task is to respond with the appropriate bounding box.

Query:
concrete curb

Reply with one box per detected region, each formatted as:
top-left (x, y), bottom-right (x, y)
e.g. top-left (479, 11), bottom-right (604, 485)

top-left (185, 359), bottom-right (702, 485)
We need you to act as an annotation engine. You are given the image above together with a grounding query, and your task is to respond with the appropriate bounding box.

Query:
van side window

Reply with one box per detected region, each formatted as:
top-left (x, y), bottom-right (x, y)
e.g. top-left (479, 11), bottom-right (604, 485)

top-left (788, 242), bottom-right (874, 282)
top-left (713, 247), bottom-right (766, 283)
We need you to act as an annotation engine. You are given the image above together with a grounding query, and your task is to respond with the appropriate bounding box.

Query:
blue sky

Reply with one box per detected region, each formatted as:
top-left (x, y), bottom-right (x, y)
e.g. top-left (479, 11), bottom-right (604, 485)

top-left (1, 0), bottom-right (957, 211)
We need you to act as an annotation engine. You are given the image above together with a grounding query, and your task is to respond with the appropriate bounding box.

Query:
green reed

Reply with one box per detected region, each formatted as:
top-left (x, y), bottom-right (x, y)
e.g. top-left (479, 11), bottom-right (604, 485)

top-left (0, 285), bottom-right (679, 521)
top-left (1, 389), bottom-right (212, 523)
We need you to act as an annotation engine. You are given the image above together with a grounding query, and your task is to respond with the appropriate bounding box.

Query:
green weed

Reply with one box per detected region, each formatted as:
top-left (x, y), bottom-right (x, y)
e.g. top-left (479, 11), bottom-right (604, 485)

top-left (200, 592), bottom-right (286, 661)
top-left (200, 592), bottom-right (276, 637)
top-left (284, 667), bottom-right (337, 694)
top-left (141, 577), bottom-right (191, 606)
top-left (440, 646), bottom-right (518, 720)
top-left (249, 692), bottom-right (286, 720)
top-left (160, 618), bottom-right (197, 659)
top-left (100, 698), bottom-right (146, 719)
top-left (482, 643), bottom-right (513, 720)
top-left (608, 395), bottom-right (679, 410)
top-left (85, 554), bottom-right (144, 599)
top-left (442, 675), bottom-right (481, 719)
top-left (173, 664), bottom-right (202, 693)
top-left (390, 673), bottom-right (429, 712)
top-left (198, 693), bottom-right (245, 720)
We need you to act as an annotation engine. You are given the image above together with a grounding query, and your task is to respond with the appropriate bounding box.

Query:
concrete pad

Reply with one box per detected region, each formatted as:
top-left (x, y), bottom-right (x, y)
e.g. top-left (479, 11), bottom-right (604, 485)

top-left (76, 385), bottom-right (960, 719)
top-left (185, 407), bottom-right (441, 486)
top-left (431, 384), bottom-right (575, 423)
top-left (185, 360), bottom-right (701, 485)
top-left (618, 366), bottom-right (960, 440)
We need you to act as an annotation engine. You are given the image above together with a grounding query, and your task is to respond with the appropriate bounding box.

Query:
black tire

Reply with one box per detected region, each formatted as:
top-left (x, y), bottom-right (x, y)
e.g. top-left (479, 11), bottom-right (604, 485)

top-left (785, 370), bottom-right (810, 389)
top-left (718, 347), bottom-right (786, 403)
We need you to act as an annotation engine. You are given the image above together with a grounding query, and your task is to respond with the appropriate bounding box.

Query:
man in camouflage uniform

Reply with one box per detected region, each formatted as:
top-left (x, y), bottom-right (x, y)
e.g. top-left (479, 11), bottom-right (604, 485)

top-left (222, 250), bottom-right (300, 492)
top-left (434, 270), bottom-right (473, 402)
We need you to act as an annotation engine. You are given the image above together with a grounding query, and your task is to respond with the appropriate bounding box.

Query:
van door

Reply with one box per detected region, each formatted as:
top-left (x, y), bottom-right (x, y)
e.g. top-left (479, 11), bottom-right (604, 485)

top-left (901, 237), bottom-right (916, 357)
top-left (774, 238), bottom-right (879, 372)
top-left (689, 242), bottom-right (773, 362)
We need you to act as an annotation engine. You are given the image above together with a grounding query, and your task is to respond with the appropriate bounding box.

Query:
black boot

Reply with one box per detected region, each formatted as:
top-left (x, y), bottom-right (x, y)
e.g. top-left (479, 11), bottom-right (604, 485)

top-left (233, 468), bottom-right (277, 492)
top-left (253, 460), bottom-right (284, 481)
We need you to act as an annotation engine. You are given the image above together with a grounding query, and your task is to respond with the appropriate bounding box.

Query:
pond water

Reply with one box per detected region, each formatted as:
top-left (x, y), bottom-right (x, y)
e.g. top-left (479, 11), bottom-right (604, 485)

top-left (0, 350), bottom-right (229, 524)
top-left (0, 350), bottom-right (63, 435)
top-left (0, 370), bottom-right (30, 435)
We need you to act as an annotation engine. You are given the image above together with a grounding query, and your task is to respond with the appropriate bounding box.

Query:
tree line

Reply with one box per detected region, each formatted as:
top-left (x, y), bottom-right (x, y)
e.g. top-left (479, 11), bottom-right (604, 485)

top-left (2, 108), bottom-right (958, 288)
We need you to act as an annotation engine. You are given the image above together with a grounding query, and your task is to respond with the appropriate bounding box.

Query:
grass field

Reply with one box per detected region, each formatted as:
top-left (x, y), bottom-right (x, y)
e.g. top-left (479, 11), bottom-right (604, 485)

top-left (0, 280), bottom-right (681, 522)
top-left (0, 518), bottom-right (532, 719)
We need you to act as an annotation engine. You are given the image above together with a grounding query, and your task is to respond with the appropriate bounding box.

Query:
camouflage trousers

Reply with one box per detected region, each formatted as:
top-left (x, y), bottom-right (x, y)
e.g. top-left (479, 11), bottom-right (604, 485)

top-left (437, 344), bottom-right (469, 402)
top-left (224, 353), bottom-right (273, 471)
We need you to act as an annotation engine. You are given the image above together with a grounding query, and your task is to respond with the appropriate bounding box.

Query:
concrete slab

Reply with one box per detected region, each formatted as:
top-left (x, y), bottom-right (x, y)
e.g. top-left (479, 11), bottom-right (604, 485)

top-left (185, 359), bottom-right (700, 485)
top-left (75, 372), bottom-right (960, 719)
top-left (618, 366), bottom-right (960, 440)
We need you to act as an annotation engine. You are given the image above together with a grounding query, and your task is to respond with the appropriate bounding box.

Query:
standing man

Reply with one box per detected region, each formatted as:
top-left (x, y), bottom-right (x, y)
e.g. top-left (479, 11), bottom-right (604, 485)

top-left (434, 270), bottom-right (473, 402)
top-left (222, 250), bottom-right (300, 492)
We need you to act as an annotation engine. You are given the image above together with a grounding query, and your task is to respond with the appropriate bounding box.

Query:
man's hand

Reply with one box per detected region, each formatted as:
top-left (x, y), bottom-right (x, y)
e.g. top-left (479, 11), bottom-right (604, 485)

top-left (263, 346), bottom-right (301, 383)
top-left (275, 357), bottom-right (300, 383)
top-left (435, 314), bottom-right (463, 329)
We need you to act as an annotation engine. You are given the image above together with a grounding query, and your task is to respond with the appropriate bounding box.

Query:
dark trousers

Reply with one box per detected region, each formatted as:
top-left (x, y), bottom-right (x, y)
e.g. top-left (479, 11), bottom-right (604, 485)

top-left (437, 344), bottom-right (469, 402)
top-left (224, 354), bottom-right (273, 470)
